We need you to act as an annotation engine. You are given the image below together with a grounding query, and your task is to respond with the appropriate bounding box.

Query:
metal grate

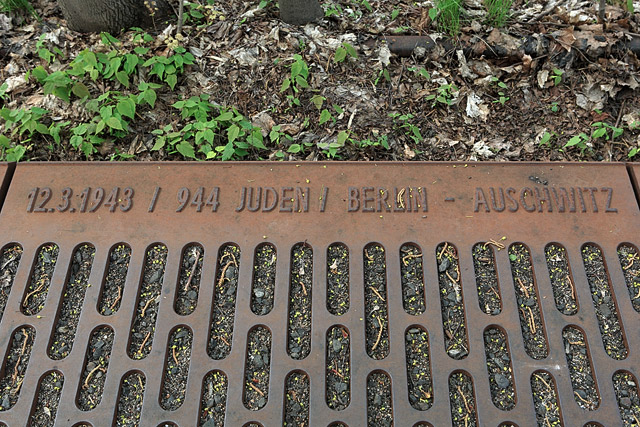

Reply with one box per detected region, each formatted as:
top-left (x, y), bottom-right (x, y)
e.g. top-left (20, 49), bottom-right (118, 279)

top-left (0, 162), bottom-right (639, 426)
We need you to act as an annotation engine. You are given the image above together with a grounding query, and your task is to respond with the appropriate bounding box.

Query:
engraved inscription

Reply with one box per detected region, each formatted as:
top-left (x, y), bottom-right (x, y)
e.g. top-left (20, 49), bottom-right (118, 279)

top-left (176, 187), bottom-right (219, 212)
top-left (474, 186), bottom-right (617, 213)
top-left (27, 187), bottom-right (133, 213)
top-left (235, 186), bottom-right (309, 213)
top-left (24, 181), bottom-right (620, 216)
top-left (347, 187), bottom-right (427, 213)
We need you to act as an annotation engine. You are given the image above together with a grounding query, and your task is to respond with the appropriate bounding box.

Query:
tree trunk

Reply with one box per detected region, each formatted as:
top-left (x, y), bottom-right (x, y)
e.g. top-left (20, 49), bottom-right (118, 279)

top-left (58, 0), bottom-right (170, 33)
top-left (279, 0), bottom-right (323, 25)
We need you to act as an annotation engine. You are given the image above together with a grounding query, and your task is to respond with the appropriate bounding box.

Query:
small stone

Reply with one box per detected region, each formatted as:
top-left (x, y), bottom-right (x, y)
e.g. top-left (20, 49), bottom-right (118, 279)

top-left (494, 373), bottom-right (510, 389)
top-left (149, 270), bottom-right (161, 283)
top-left (332, 339), bottom-right (342, 352)
top-left (254, 289), bottom-right (265, 298)
top-left (448, 348), bottom-right (462, 357)
top-left (620, 396), bottom-right (632, 409)
top-left (373, 394), bottom-right (382, 405)
top-left (253, 355), bottom-right (263, 368)
top-left (438, 257), bottom-right (450, 272)
top-left (334, 382), bottom-right (347, 393)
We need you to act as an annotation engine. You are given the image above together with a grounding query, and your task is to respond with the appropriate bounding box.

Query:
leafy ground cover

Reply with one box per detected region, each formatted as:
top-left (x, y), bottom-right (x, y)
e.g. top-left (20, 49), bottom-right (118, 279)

top-left (0, 0), bottom-right (639, 162)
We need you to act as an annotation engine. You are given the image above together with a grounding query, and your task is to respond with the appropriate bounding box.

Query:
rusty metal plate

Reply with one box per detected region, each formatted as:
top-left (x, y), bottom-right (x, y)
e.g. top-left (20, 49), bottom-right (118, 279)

top-left (0, 162), bottom-right (639, 426)
top-left (0, 163), bottom-right (12, 214)
top-left (627, 163), bottom-right (640, 212)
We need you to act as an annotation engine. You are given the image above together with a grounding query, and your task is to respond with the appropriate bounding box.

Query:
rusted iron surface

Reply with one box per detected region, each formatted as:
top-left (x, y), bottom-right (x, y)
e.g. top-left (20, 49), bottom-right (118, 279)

top-left (385, 35), bottom-right (436, 56)
top-left (0, 164), bottom-right (12, 214)
top-left (0, 162), bottom-right (638, 426)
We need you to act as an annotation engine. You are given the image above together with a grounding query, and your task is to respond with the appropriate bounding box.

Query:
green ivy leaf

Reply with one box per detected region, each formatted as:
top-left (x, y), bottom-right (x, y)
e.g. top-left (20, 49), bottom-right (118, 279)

top-left (334, 47), bottom-right (347, 63)
top-left (295, 75), bottom-right (309, 88)
top-left (310, 94), bottom-right (325, 110)
top-left (344, 42), bottom-right (357, 58)
top-left (166, 73), bottom-right (177, 90)
top-left (71, 82), bottom-right (91, 99)
top-left (124, 54), bottom-right (139, 74)
top-left (591, 127), bottom-right (607, 139)
top-left (287, 144), bottom-right (301, 153)
top-left (319, 109), bottom-right (332, 125)
top-left (144, 89), bottom-right (157, 108)
top-left (565, 134), bottom-right (586, 147)
top-left (228, 125), bottom-right (240, 144)
top-left (96, 120), bottom-right (106, 134)
top-left (151, 137), bottom-right (165, 151)
top-left (291, 61), bottom-right (302, 79)
top-left (280, 78), bottom-right (291, 92)
top-left (31, 66), bottom-right (48, 83)
top-left (115, 71), bottom-right (130, 88)
top-left (116, 98), bottom-right (136, 119)
top-left (107, 116), bottom-right (123, 130)
top-left (176, 141), bottom-right (196, 158)
top-left (203, 128), bottom-right (215, 143)
top-left (6, 145), bottom-right (26, 162)
top-left (337, 130), bottom-right (349, 145)
top-left (221, 142), bottom-right (235, 160)
top-left (70, 135), bottom-right (83, 149)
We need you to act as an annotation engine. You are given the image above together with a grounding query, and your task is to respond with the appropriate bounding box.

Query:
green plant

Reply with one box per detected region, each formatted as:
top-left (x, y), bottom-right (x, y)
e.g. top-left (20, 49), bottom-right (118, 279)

top-left (182, 1), bottom-right (224, 27)
top-left (491, 77), bottom-right (510, 105)
top-left (618, 0), bottom-right (634, 13)
top-left (35, 34), bottom-right (62, 65)
top-left (156, 95), bottom-right (268, 160)
top-left (550, 68), bottom-right (563, 86)
top-left (431, 0), bottom-right (462, 36)
top-left (490, 77), bottom-right (509, 105)
top-left (0, 82), bottom-right (8, 103)
top-left (425, 83), bottom-right (458, 107)
top-left (408, 67), bottom-right (431, 80)
top-left (484, 0), bottom-right (512, 27)
top-left (334, 42), bottom-right (358, 63)
top-left (0, 134), bottom-right (27, 161)
top-left (269, 125), bottom-right (292, 146)
top-left (352, 135), bottom-right (390, 150)
top-left (280, 54), bottom-right (310, 106)
top-left (143, 46), bottom-right (195, 90)
top-left (324, 3), bottom-right (343, 18)
top-left (389, 112), bottom-right (423, 144)
top-left (549, 102), bottom-right (559, 113)
top-left (591, 121), bottom-right (623, 140)
top-left (359, 0), bottom-right (372, 12)
top-left (0, 0), bottom-right (37, 18)
top-left (374, 68), bottom-right (391, 86)
top-left (564, 132), bottom-right (590, 154)
top-left (318, 130), bottom-right (349, 158)
top-left (0, 106), bottom-right (54, 161)
top-left (538, 131), bottom-right (553, 147)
